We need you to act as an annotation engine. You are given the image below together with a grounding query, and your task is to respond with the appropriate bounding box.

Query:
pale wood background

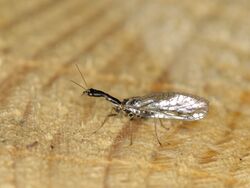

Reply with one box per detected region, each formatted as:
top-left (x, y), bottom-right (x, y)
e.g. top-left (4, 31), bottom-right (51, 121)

top-left (0, 0), bottom-right (250, 188)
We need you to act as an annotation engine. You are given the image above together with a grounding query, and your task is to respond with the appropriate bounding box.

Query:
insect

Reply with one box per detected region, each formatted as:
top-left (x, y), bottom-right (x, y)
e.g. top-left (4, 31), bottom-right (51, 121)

top-left (71, 65), bottom-right (209, 145)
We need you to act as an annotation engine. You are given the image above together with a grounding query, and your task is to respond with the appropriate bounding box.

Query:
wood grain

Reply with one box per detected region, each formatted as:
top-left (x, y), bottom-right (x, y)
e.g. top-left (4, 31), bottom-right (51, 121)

top-left (1, 0), bottom-right (250, 188)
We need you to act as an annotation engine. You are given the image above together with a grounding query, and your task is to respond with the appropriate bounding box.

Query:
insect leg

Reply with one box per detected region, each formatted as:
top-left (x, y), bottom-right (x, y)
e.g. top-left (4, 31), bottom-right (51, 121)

top-left (154, 119), bottom-right (162, 146)
top-left (158, 119), bottom-right (170, 131)
top-left (129, 118), bottom-right (134, 145)
top-left (91, 109), bottom-right (117, 134)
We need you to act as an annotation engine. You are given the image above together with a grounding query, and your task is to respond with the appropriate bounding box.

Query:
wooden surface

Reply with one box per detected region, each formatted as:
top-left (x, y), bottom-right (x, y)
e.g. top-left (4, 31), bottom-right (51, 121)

top-left (1, 0), bottom-right (250, 187)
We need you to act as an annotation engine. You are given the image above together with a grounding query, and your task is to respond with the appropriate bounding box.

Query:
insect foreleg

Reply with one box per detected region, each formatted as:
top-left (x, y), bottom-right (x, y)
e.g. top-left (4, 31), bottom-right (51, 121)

top-left (91, 109), bottom-right (117, 135)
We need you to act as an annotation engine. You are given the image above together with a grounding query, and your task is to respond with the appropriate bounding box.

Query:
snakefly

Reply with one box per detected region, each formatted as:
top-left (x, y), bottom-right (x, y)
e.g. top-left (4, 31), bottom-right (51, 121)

top-left (71, 65), bottom-right (209, 145)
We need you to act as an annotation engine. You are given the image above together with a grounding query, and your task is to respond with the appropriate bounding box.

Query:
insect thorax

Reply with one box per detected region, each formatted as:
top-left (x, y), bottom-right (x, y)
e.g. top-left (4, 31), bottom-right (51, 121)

top-left (114, 98), bottom-right (152, 119)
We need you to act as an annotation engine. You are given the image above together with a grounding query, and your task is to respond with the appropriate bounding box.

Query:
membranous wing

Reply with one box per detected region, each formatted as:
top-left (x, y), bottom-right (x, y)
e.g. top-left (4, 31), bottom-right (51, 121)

top-left (123, 92), bottom-right (209, 120)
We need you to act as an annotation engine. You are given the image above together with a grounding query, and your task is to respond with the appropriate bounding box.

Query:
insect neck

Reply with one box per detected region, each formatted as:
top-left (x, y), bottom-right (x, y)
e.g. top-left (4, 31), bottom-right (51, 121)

top-left (89, 88), bottom-right (121, 105)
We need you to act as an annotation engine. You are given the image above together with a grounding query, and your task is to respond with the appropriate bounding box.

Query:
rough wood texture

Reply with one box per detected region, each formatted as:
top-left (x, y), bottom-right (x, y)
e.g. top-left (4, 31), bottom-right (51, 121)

top-left (1, 0), bottom-right (250, 187)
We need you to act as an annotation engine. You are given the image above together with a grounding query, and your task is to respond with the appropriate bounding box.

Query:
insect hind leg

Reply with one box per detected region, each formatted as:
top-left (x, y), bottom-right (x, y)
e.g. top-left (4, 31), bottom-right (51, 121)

top-left (154, 119), bottom-right (162, 146)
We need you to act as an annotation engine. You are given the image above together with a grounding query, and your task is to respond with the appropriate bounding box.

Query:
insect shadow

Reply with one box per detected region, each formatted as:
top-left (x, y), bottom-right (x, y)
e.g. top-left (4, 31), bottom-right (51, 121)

top-left (71, 64), bottom-right (209, 146)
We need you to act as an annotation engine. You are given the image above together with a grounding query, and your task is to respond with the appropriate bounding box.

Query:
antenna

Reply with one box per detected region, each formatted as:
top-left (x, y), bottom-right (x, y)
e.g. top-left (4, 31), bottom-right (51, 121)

top-left (70, 80), bottom-right (86, 90)
top-left (75, 64), bottom-right (88, 89)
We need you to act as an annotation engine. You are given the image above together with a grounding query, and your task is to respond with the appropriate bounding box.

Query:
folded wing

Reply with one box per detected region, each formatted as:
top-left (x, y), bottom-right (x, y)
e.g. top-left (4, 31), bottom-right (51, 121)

top-left (125, 92), bottom-right (209, 120)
